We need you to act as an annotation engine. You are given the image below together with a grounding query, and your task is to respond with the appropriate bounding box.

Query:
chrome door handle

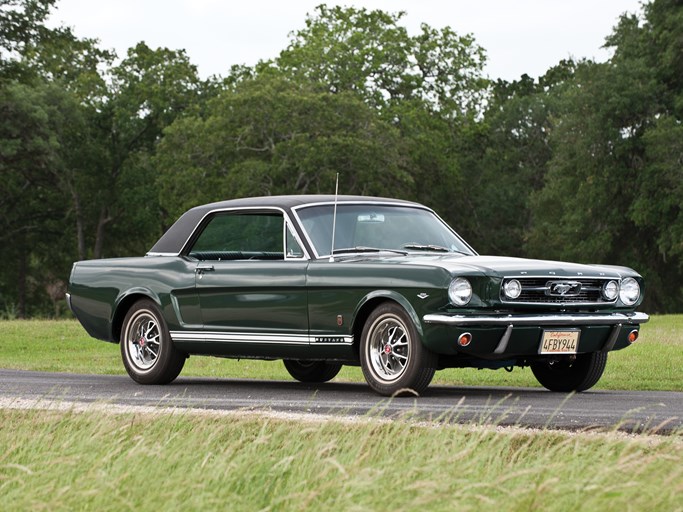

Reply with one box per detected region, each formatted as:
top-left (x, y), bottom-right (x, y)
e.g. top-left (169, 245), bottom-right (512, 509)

top-left (195, 265), bottom-right (215, 274)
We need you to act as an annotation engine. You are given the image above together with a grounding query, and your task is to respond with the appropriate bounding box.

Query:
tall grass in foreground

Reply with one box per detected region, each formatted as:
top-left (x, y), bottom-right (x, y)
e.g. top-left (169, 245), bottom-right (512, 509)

top-left (1, 408), bottom-right (681, 511)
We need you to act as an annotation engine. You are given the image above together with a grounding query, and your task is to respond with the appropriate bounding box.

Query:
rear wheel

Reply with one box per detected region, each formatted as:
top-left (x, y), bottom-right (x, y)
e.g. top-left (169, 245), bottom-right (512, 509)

top-left (360, 302), bottom-right (436, 396)
top-left (531, 352), bottom-right (608, 392)
top-left (120, 300), bottom-right (185, 384)
top-left (283, 360), bottom-right (342, 383)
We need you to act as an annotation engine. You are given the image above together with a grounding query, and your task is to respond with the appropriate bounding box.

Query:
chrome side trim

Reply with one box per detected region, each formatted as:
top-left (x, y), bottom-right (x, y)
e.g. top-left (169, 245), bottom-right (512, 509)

top-left (170, 331), bottom-right (353, 345)
top-left (65, 293), bottom-right (73, 313)
top-left (423, 312), bottom-right (650, 327)
top-left (146, 252), bottom-right (180, 257)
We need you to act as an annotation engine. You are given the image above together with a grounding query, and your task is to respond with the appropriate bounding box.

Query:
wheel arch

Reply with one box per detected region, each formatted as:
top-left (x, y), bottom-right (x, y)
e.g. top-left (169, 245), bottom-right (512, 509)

top-left (351, 290), bottom-right (423, 356)
top-left (111, 290), bottom-right (162, 343)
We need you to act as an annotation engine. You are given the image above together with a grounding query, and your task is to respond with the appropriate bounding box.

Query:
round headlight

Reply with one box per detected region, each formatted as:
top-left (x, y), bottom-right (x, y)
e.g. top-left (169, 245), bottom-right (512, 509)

top-left (503, 279), bottom-right (522, 300)
top-left (602, 280), bottom-right (619, 301)
top-left (449, 278), bottom-right (472, 306)
top-left (619, 277), bottom-right (640, 306)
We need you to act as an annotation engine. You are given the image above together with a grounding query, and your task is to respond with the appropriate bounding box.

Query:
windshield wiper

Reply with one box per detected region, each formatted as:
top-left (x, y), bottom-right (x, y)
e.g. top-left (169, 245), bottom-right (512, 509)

top-left (402, 243), bottom-right (451, 252)
top-left (333, 246), bottom-right (408, 255)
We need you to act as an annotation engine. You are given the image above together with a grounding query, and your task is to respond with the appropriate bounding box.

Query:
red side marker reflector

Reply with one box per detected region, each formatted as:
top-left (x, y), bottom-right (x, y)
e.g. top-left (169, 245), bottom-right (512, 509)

top-left (458, 333), bottom-right (472, 347)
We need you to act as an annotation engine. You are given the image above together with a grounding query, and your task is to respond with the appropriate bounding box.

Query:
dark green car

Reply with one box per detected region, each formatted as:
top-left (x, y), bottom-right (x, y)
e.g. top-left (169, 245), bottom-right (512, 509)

top-left (67, 195), bottom-right (649, 396)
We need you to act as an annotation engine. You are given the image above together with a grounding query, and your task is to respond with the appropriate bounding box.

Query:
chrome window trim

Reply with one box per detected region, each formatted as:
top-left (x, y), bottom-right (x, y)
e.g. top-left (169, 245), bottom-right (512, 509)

top-left (283, 219), bottom-right (306, 260)
top-left (499, 275), bottom-right (620, 306)
top-left (291, 200), bottom-right (476, 259)
top-left (177, 206), bottom-right (312, 261)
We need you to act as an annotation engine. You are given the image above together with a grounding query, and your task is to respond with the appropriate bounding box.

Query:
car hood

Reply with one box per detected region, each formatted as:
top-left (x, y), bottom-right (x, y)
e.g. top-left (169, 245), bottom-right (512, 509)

top-left (337, 253), bottom-right (638, 279)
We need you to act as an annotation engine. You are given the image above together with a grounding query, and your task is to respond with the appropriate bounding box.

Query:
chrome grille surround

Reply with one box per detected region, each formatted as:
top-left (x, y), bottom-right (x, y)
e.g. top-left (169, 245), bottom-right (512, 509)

top-left (500, 276), bottom-right (618, 305)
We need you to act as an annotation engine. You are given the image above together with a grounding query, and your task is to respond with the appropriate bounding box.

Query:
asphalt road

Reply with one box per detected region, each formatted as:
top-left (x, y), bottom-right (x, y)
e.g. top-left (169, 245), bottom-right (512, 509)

top-left (1, 369), bottom-right (681, 433)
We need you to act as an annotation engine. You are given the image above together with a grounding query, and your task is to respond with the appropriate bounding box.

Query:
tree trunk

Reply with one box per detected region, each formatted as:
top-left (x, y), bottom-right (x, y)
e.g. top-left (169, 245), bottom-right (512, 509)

top-left (93, 206), bottom-right (112, 259)
top-left (73, 191), bottom-right (86, 260)
top-left (17, 247), bottom-right (27, 319)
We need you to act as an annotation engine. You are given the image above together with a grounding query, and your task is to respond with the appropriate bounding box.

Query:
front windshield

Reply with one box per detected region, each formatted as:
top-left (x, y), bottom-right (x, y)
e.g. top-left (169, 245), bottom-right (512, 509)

top-left (295, 203), bottom-right (475, 258)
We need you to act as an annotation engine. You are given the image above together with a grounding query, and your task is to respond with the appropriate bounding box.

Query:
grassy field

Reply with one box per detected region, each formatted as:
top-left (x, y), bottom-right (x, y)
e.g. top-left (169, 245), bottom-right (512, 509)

top-left (0, 407), bottom-right (681, 511)
top-left (0, 315), bottom-right (680, 391)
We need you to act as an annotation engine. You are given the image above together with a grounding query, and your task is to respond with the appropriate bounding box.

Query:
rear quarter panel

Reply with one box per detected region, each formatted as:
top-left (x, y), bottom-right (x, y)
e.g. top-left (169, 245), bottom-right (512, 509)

top-left (68, 256), bottom-right (197, 342)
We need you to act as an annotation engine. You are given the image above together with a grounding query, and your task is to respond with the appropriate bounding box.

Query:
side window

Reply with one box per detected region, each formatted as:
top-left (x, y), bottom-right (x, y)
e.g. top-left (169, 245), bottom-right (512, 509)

top-left (285, 224), bottom-right (304, 258)
top-left (189, 213), bottom-right (284, 260)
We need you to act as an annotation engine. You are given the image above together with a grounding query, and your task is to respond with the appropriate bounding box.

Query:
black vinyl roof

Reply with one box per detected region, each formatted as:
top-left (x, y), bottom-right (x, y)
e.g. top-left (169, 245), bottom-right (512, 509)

top-left (148, 195), bottom-right (419, 255)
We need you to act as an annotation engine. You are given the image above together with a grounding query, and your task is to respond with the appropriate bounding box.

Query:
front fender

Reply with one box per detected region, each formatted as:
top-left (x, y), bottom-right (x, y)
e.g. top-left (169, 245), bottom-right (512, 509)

top-left (353, 289), bottom-right (424, 337)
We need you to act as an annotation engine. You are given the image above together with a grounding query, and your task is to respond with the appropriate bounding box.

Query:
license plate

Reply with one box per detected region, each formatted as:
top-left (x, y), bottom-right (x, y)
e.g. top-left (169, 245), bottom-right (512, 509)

top-left (540, 330), bottom-right (580, 354)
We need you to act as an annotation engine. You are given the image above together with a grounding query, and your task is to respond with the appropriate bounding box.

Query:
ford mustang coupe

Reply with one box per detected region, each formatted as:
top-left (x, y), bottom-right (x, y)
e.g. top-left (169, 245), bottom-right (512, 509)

top-left (67, 195), bottom-right (649, 396)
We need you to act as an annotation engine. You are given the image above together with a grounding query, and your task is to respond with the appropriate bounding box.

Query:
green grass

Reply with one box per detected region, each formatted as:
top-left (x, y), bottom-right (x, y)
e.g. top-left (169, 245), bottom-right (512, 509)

top-left (0, 407), bottom-right (681, 511)
top-left (0, 315), bottom-right (681, 391)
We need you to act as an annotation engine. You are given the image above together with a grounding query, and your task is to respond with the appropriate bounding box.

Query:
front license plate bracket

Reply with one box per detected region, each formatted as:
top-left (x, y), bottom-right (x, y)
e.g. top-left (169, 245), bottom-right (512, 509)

top-left (539, 329), bottom-right (580, 355)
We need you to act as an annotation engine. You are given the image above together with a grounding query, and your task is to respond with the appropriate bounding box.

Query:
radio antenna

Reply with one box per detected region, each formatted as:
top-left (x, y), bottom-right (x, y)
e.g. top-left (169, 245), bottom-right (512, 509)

top-left (329, 173), bottom-right (339, 262)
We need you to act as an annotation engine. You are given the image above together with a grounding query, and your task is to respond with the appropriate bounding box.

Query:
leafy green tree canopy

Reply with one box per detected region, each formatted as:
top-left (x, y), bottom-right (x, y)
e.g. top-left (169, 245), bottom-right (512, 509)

top-left (155, 75), bottom-right (410, 221)
top-left (268, 5), bottom-right (488, 116)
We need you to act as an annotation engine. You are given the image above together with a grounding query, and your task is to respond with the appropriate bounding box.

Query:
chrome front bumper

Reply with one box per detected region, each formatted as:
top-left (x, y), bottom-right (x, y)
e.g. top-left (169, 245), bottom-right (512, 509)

top-left (423, 311), bottom-right (650, 327)
top-left (423, 311), bottom-right (649, 355)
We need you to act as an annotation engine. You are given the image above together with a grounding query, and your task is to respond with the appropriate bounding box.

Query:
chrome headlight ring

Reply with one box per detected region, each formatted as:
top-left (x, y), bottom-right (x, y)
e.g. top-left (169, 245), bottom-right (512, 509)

top-left (503, 279), bottom-right (522, 300)
top-left (449, 278), bottom-right (472, 306)
top-left (619, 277), bottom-right (640, 306)
top-left (602, 280), bottom-right (619, 301)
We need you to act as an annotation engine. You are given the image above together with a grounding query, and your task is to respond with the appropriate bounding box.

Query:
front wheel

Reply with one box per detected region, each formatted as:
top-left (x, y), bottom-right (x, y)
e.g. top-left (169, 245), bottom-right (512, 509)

top-left (283, 360), bottom-right (342, 383)
top-left (120, 299), bottom-right (185, 384)
top-left (360, 302), bottom-right (437, 396)
top-left (531, 352), bottom-right (608, 392)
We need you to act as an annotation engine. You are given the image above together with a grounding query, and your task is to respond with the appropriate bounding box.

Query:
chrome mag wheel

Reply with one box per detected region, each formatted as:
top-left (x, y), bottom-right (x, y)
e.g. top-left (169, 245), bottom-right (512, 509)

top-left (360, 302), bottom-right (437, 396)
top-left (120, 299), bottom-right (186, 385)
top-left (367, 314), bottom-right (411, 382)
top-left (125, 309), bottom-right (161, 371)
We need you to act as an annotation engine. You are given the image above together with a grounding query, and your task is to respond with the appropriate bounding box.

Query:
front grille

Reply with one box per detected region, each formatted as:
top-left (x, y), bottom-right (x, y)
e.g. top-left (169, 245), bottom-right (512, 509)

top-left (501, 277), bottom-right (616, 305)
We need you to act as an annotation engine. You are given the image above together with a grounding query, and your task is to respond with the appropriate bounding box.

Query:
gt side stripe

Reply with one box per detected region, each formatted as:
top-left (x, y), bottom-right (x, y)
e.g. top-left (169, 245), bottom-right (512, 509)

top-left (169, 331), bottom-right (353, 345)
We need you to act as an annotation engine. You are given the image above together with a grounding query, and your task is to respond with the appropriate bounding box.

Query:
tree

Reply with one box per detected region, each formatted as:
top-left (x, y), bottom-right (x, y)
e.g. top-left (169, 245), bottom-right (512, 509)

top-left (31, 40), bottom-right (204, 259)
top-left (271, 5), bottom-right (488, 116)
top-left (82, 42), bottom-right (203, 257)
top-left (155, 75), bottom-right (411, 221)
top-left (1, 0), bottom-right (55, 76)
top-left (255, 5), bottom-right (490, 235)
top-left (454, 70), bottom-right (566, 255)
top-left (1, 0), bottom-right (206, 314)
top-left (0, 80), bottom-right (77, 316)
top-left (527, 0), bottom-right (683, 311)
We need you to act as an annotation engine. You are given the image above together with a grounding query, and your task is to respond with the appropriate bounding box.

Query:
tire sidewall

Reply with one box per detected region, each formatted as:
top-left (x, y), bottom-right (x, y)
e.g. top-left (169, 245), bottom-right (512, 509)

top-left (531, 352), bottom-right (608, 392)
top-left (283, 360), bottom-right (342, 383)
top-left (120, 299), bottom-right (182, 384)
top-left (360, 302), bottom-right (434, 396)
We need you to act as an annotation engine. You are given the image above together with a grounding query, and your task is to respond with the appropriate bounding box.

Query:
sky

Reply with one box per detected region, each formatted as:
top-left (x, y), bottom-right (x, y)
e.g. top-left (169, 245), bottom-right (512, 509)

top-left (46, 0), bottom-right (645, 82)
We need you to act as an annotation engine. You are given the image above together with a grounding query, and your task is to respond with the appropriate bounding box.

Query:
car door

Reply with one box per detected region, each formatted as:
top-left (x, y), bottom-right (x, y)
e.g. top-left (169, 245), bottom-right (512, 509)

top-left (188, 209), bottom-right (310, 350)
